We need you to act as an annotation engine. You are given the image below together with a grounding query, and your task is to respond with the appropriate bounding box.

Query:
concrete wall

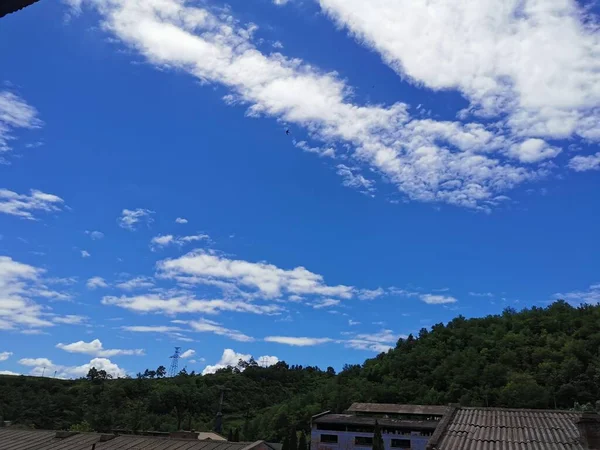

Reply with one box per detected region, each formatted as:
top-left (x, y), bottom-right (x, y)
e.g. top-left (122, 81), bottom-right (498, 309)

top-left (311, 429), bottom-right (429, 450)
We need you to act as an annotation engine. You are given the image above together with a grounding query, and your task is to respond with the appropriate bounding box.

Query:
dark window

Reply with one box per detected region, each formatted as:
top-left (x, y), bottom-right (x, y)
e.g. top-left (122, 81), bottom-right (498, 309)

top-left (391, 439), bottom-right (411, 449)
top-left (321, 434), bottom-right (338, 444)
top-left (355, 436), bottom-right (373, 446)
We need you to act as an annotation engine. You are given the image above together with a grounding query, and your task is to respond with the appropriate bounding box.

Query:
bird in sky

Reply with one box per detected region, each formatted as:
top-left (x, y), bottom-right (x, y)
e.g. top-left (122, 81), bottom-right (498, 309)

top-left (286, 129), bottom-right (290, 135)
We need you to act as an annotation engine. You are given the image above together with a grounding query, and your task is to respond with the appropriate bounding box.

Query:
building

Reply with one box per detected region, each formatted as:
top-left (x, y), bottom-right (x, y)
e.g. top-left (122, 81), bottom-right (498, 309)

top-left (426, 406), bottom-right (600, 450)
top-left (311, 403), bottom-right (448, 450)
top-left (0, 428), bottom-right (278, 450)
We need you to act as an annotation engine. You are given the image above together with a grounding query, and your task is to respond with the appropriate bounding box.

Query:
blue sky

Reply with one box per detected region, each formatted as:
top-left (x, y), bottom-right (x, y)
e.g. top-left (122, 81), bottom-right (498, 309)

top-left (1, 0), bottom-right (599, 378)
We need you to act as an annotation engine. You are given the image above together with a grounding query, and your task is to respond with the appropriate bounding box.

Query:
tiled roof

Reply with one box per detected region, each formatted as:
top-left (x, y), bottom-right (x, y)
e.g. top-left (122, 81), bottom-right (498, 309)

top-left (347, 403), bottom-right (448, 416)
top-left (0, 0), bottom-right (42, 19)
top-left (0, 428), bottom-right (265, 450)
top-left (313, 413), bottom-right (439, 430)
top-left (427, 407), bottom-right (586, 450)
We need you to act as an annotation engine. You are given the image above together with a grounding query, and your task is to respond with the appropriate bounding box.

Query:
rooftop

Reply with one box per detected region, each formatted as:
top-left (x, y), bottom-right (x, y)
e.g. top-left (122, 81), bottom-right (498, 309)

top-left (347, 403), bottom-right (448, 416)
top-left (0, 0), bottom-right (41, 18)
top-left (313, 414), bottom-right (440, 430)
top-left (0, 428), bottom-right (271, 450)
top-left (427, 406), bottom-right (595, 450)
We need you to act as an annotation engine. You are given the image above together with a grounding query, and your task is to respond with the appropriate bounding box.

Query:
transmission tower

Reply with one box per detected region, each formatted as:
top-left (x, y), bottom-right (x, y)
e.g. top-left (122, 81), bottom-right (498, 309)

top-left (169, 347), bottom-right (181, 377)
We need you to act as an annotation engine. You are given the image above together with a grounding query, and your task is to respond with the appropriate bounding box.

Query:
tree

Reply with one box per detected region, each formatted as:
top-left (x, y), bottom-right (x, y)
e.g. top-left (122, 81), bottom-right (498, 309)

top-left (228, 428), bottom-right (234, 441)
top-left (373, 420), bottom-right (384, 450)
top-left (86, 367), bottom-right (99, 382)
top-left (156, 366), bottom-right (167, 378)
top-left (298, 431), bottom-right (308, 450)
top-left (233, 428), bottom-right (240, 442)
top-left (289, 428), bottom-right (298, 450)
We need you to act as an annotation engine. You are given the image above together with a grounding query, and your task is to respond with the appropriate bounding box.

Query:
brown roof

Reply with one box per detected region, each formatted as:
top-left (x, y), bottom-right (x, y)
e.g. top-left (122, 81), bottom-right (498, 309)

top-left (313, 414), bottom-right (439, 430)
top-left (427, 407), bottom-right (587, 450)
top-left (347, 403), bottom-right (448, 416)
top-left (0, 429), bottom-right (265, 450)
top-left (0, 0), bottom-right (42, 19)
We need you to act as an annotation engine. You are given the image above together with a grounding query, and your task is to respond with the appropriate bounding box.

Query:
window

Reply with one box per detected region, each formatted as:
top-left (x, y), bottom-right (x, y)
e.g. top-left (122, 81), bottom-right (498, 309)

top-left (320, 434), bottom-right (338, 444)
top-left (391, 439), bottom-right (411, 449)
top-left (355, 436), bottom-right (373, 446)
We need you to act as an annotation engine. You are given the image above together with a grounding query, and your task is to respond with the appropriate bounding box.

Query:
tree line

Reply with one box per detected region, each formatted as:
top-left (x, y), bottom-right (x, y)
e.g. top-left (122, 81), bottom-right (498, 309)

top-left (1, 301), bottom-right (599, 441)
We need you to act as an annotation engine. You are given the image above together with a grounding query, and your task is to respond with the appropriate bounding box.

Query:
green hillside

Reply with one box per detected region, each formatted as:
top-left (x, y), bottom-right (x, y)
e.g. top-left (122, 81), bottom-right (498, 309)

top-left (1, 300), bottom-right (599, 440)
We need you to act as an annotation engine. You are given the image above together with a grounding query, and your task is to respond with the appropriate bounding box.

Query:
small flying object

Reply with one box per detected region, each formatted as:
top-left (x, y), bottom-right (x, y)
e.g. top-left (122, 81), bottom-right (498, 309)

top-left (286, 129), bottom-right (291, 135)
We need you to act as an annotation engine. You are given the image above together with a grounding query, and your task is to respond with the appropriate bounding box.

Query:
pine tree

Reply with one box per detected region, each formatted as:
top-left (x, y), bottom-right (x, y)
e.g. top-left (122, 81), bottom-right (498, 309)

top-left (289, 428), bottom-right (298, 450)
top-left (373, 420), bottom-right (384, 450)
top-left (298, 431), bottom-right (308, 450)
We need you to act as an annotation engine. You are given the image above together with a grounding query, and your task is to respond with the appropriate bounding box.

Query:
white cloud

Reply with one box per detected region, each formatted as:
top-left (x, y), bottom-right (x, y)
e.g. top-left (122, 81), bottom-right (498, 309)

top-left (0, 351), bottom-right (13, 361)
top-left (420, 294), bottom-right (458, 304)
top-left (273, 0), bottom-right (289, 5)
top-left (202, 348), bottom-right (278, 375)
top-left (348, 319), bottom-right (360, 326)
top-left (0, 90), bottom-right (43, 162)
top-left (87, 276), bottom-right (108, 289)
top-left (85, 230), bottom-right (104, 240)
top-left (150, 234), bottom-right (209, 250)
top-left (0, 370), bottom-right (19, 376)
top-left (102, 293), bottom-right (282, 316)
top-left (158, 250), bottom-right (353, 299)
top-left (0, 256), bottom-right (71, 331)
top-left (188, 319), bottom-right (254, 342)
top-left (358, 287), bottom-right (385, 300)
top-left (507, 139), bottom-right (561, 164)
top-left (56, 339), bottom-right (144, 357)
top-left (313, 298), bottom-right (340, 309)
top-left (555, 283), bottom-right (600, 305)
top-left (318, 0), bottom-right (600, 142)
top-left (336, 164), bottom-right (376, 196)
top-left (72, 0), bottom-right (562, 211)
top-left (115, 276), bottom-right (154, 291)
top-left (122, 325), bottom-right (183, 333)
top-left (264, 336), bottom-right (332, 346)
top-left (19, 356), bottom-right (126, 379)
top-left (469, 291), bottom-right (493, 298)
top-left (0, 189), bottom-right (64, 220)
top-left (80, 250), bottom-right (91, 258)
top-left (118, 208), bottom-right (154, 230)
top-left (569, 152), bottom-right (600, 172)
top-left (53, 315), bottom-right (88, 325)
top-left (175, 217), bottom-right (188, 224)
top-left (180, 349), bottom-right (195, 358)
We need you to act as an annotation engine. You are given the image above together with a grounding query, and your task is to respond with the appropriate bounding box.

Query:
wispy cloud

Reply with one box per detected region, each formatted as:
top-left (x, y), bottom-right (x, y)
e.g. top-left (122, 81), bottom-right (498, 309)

top-left (554, 283), bottom-right (600, 305)
top-left (80, 250), bottom-right (91, 258)
top-left (0, 189), bottom-right (64, 220)
top-left (87, 276), bottom-right (108, 289)
top-left (569, 152), bottom-right (600, 172)
top-left (180, 349), bottom-right (195, 358)
top-left (188, 319), bottom-right (254, 342)
top-left (420, 294), bottom-right (457, 304)
top-left (85, 230), bottom-right (104, 240)
top-left (0, 351), bottom-right (13, 361)
top-left (264, 336), bottom-right (333, 346)
top-left (150, 233), bottom-right (209, 250)
top-left (115, 276), bottom-right (154, 291)
top-left (118, 208), bottom-right (154, 231)
top-left (0, 90), bottom-right (43, 162)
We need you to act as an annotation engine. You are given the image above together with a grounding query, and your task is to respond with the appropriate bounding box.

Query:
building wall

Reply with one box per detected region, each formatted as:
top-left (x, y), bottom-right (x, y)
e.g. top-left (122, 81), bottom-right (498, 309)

top-left (311, 429), bottom-right (430, 450)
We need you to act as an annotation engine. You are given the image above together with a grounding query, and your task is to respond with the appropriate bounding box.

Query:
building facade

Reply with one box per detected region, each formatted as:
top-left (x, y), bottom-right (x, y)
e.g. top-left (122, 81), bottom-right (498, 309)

top-left (311, 404), bottom-right (447, 450)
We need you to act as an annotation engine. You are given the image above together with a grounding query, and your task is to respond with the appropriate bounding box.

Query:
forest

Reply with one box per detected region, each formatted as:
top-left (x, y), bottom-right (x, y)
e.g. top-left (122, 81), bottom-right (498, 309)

top-left (1, 300), bottom-right (600, 442)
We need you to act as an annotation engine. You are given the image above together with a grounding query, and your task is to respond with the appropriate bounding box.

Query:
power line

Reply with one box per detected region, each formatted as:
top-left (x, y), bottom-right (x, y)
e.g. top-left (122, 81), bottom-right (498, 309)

top-left (169, 347), bottom-right (181, 377)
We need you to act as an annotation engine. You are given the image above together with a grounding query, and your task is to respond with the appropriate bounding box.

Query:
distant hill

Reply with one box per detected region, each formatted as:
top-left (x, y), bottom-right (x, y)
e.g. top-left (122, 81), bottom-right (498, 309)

top-left (1, 300), bottom-right (599, 440)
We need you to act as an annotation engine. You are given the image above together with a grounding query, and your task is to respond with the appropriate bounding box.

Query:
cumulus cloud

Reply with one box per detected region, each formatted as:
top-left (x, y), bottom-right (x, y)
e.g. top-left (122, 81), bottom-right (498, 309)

top-left (569, 152), bottom-right (600, 172)
top-left (264, 336), bottom-right (333, 346)
top-left (56, 339), bottom-right (144, 357)
top-left (180, 349), bottom-right (195, 358)
top-left (420, 294), bottom-right (458, 304)
top-left (158, 250), bottom-right (353, 299)
top-left (150, 234), bottom-right (209, 250)
top-left (19, 356), bottom-right (126, 379)
top-left (70, 0), bottom-right (566, 211)
top-left (175, 217), bottom-right (188, 224)
top-left (0, 189), bottom-right (64, 220)
top-left (87, 276), bottom-right (108, 289)
top-left (202, 348), bottom-right (278, 375)
top-left (115, 276), bottom-right (154, 291)
top-left (0, 90), bottom-right (43, 162)
top-left (0, 370), bottom-right (19, 376)
top-left (0, 351), bottom-right (13, 361)
top-left (507, 139), bottom-right (561, 164)
top-left (85, 230), bottom-right (104, 240)
top-left (118, 208), bottom-right (154, 230)
top-left (0, 256), bottom-right (71, 331)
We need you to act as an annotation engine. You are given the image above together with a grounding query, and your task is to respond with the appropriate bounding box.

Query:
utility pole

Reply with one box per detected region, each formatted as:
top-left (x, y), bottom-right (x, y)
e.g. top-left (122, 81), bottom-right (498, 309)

top-left (169, 347), bottom-right (181, 377)
top-left (214, 386), bottom-right (231, 434)
top-left (41, 366), bottom-right (46, 377)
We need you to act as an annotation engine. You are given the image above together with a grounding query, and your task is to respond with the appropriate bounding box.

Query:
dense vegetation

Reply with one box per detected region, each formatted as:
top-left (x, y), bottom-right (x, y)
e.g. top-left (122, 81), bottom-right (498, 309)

top-left (1, 301), bottom-right (600, 441)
